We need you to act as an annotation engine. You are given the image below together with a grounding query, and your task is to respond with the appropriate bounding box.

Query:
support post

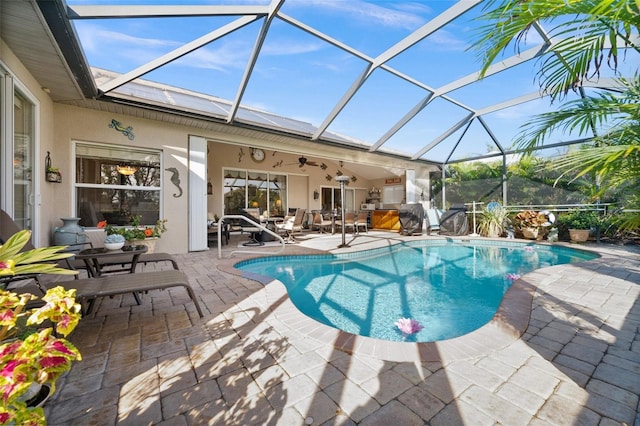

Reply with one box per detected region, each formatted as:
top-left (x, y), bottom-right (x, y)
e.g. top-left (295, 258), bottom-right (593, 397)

top-left (335, 175), bottom-right (350, 248)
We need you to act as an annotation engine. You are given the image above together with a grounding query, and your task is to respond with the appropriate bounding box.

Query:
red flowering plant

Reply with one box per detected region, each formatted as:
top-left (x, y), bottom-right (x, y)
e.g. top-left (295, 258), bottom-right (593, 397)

top-left (0, 230), bottom-right (82, 425)
top-left (105, 215), bottom-right (167, 241)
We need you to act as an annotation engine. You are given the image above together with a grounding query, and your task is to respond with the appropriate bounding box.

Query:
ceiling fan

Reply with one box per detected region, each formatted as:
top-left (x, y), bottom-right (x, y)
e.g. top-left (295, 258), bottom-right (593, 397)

top-left (286, 156), bottom-right (320, 167)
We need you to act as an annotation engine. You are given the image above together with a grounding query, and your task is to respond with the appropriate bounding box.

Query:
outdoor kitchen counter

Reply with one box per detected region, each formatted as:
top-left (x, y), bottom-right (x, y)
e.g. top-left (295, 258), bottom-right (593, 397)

top-left (370, 209), bottom-right (400, 231)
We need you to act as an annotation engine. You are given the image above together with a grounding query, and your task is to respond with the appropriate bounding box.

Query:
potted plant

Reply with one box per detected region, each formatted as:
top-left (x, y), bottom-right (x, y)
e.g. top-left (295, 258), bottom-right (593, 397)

top-left (0, 230), bottom-right (82, 424)
top-left (45, 167), bottom-right (61, 183)
top-left (103, 234), bottom-right (125, 250)
top-left (105, 215), bottom-right (167, 253)
top-left (556, 210), bottom-right (600, 243)
top-left (477, 202), bottom-right (510, 238)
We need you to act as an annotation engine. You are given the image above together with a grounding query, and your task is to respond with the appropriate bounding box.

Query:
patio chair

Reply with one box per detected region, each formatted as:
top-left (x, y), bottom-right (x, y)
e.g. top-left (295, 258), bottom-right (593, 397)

top-left (276, 208), bottom-right (306, 243)
top-left (311, 211), bottom-right (333, 234)
top-left (207, 220), bottom-right (230, 247)
top-left (425, 208), bottom-right (443, 235)
top-left (1, 209), bottom-right (34, 249)
top-left (239, 208), bottom-right (265, 246)
top-left (354, 211), bottom-right (369, 234)
top-left (335, 211), bottom-right (356, 233)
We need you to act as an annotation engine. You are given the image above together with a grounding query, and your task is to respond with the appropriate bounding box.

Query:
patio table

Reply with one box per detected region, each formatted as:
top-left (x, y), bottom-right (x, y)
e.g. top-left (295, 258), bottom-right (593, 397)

top-left (73, 245), bottom-right (149, 310)
top-left (74, 244), bottom-right (148, 278)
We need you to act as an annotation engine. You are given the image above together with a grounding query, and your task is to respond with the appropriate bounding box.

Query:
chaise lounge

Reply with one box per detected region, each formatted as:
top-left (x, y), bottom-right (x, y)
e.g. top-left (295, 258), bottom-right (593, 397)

top-left (47, 270), bottom-right (204, 318)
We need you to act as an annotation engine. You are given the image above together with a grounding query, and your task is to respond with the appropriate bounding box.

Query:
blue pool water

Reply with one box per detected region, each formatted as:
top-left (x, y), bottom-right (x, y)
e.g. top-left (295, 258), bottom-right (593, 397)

top-left (236, 240), bottom-right (598, 342)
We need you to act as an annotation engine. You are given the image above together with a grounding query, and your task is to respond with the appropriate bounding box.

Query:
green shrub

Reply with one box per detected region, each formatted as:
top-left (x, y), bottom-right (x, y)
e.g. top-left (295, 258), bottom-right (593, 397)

top-left (556, 210), bottom-right (600, 230)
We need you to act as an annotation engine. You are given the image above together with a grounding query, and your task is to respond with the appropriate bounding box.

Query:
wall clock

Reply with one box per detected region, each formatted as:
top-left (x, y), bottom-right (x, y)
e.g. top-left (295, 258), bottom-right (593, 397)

top-left (251, 148), bottom-right (265, 163)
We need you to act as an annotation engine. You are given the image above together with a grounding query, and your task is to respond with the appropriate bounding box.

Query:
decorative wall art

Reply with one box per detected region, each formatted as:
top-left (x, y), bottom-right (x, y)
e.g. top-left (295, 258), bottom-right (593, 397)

top-left (165, 167), bottom-right (183, 198)
top-left (319, 160), bottom-right (355, 185)
top-left (44, 151), bottom-right (61, 183)
top-left (108, 119), bottom-right (135, 140)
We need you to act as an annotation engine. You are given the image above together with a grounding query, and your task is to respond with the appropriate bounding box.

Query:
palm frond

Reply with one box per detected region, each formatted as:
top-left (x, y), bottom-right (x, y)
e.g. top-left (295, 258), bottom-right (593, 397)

top-left (470, 0), bottom-right (639, 98)
top-left (514, 76), bottom-right (640, 149)
top-left (551, 144), bottom-right (640, 183)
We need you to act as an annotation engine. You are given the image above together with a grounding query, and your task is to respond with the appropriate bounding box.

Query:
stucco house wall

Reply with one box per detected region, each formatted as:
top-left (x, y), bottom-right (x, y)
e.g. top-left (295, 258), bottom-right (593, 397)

top-left (52, 103), bottom-right (194, 253)
top-left (1, 38), bottom-right (57, 247)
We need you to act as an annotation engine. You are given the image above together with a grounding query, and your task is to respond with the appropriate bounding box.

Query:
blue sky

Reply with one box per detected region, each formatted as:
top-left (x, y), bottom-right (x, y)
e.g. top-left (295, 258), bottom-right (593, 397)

top-left (66, 0), bottom-right (637, 163)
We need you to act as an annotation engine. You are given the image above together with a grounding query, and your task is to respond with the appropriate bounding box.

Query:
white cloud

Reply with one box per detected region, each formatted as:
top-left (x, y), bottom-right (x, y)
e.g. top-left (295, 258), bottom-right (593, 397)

top-left (76, 23), bottom-right (177, 53)
top-left (76, 22), bottom-right (255, 72)
top-left (175, 40), bottom-right (252, 71)
top-left (287, 0), bottom-right (424, 30)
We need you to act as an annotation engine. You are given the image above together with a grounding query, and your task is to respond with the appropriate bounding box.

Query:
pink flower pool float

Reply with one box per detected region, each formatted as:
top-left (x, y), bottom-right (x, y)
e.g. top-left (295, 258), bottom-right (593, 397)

top-left (395, 318), bottom-right (424, 336)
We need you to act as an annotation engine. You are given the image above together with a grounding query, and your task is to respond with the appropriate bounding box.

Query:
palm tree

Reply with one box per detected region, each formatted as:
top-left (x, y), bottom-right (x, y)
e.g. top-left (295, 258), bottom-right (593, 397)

top-left (470, 0), bottom-right (640, 229)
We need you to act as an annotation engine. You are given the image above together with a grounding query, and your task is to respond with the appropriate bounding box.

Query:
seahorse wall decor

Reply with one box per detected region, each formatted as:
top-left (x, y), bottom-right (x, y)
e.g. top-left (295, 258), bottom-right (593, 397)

top-left (109, 119), bottom-right (135, 140)
top-left (165, 167), bottom-right (183, 198)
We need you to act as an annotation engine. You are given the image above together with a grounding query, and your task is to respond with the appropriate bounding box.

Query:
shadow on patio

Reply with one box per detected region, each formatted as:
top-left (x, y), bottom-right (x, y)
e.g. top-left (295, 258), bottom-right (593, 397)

top-left (42, 236), bottom-right (639, 424)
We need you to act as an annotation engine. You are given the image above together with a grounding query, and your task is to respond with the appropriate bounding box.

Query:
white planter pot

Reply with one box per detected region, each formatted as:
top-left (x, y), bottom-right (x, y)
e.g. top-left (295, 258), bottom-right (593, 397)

top-left (18, 383), bottom-right (51, 407)
top-left (130, 238), bottom-right (157, 253)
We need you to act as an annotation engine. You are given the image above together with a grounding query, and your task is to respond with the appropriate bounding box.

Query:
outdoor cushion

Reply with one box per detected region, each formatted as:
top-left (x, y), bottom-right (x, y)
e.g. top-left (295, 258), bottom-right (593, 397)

top-left (53, 270), bottom-right (204, 318)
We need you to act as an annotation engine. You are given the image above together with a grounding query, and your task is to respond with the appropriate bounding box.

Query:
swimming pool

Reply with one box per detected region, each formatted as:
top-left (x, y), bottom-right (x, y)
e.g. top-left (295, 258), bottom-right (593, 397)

top-left (235, 240), bottom-right (598, 342)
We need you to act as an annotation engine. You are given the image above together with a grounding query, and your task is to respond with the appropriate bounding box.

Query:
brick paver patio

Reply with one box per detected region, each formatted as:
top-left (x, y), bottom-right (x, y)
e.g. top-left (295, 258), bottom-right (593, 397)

top-left (42, 232), bottom-right (639, 425)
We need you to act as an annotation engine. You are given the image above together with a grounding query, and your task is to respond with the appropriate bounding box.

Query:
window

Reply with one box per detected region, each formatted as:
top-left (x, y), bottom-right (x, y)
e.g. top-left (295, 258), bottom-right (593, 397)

top-left (223, 169), bottom-right (287, 216)
top-left (321, 186), bottom-right (354, 212)
top-left (74, 142), bottom-right (162, 227)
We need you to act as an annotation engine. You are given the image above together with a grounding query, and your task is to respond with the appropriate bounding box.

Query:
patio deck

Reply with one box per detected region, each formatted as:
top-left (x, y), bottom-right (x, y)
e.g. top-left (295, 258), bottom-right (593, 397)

top-left (43, 231), bottom-right (640, 425)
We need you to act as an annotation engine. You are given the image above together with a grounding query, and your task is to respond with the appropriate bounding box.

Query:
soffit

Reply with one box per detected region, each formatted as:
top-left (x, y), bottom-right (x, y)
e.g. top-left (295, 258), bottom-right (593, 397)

top-left (0, 0), bottom-right (87, 102)
top-left (60, 95), bottom-right (422, 181)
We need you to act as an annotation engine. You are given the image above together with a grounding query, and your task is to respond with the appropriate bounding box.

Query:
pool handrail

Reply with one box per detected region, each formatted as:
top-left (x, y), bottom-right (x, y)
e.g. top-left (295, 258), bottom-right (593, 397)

top-left (217, 214), bottom-right (285, 258)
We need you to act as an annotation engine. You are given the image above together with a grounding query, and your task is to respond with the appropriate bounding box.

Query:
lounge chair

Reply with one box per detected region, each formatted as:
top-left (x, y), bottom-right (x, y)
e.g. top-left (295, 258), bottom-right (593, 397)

top-left (425, 208), bottom-right (443, 235)
top-left (48, 270), bottom-right (204, 318)
top-left (98, 251), bottom-right (179, 272)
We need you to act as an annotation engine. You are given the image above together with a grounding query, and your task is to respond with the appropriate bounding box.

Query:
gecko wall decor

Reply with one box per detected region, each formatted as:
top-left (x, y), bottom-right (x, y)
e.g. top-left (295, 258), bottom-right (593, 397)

top-left (109, 119), bottom-right (135, 140)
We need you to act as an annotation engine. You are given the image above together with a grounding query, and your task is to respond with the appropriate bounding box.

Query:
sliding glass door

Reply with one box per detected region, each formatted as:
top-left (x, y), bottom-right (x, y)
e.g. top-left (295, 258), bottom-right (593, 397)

top-left (1, 71), bottom-right (37, 239)
top-left (223, 168), bottom-right (287, 216)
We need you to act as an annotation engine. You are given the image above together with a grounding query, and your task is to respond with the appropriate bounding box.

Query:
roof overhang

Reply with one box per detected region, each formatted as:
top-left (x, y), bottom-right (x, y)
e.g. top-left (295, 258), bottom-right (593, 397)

top-left (0, 0), bottom-right (97, 102)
